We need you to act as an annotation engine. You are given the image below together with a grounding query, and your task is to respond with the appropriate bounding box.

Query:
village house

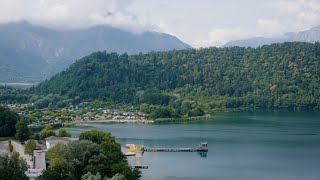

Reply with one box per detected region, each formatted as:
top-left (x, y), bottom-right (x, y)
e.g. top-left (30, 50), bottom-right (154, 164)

top-left (45, 136), bottom-right (74, 149)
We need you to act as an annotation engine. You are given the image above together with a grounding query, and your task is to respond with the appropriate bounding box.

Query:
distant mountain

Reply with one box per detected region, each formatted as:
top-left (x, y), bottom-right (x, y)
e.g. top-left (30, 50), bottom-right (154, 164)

top-left (0, 21), bottom-right (191, 82)
top-left (223, 25), bottom-right (320, 47)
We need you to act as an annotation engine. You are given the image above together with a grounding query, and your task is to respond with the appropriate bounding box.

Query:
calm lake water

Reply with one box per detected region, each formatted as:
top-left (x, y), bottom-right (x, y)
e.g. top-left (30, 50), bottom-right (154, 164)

top-left (66, 111), bottom-right (320, 180)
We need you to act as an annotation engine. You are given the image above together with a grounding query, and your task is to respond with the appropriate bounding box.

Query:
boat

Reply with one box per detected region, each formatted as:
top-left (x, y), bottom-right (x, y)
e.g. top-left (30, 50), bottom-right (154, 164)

top-left (124, 152), bottom-right (136, 156)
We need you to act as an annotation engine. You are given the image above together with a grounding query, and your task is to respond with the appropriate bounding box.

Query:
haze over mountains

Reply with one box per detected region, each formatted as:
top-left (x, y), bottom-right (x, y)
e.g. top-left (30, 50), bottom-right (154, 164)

top-left (0, 21), bottom-right (191, 83)
top-left (223, 25), bottom-right (320, 47)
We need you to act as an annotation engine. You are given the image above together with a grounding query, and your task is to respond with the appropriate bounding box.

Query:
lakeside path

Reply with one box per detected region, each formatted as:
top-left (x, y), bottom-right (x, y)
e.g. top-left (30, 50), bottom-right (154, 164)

top-left (63, 119), bottom-right (154, 126)
top-left (62, 115), bottom-right (211, 126)
top-left (11, 140), bottom-right (33, 168)
top-left (0, 140), bottom-right (8, 154)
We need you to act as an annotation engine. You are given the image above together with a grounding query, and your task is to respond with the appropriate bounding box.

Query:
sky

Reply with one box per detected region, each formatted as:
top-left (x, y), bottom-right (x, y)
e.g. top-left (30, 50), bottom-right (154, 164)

top-left (0, 0), bottom-right (320, 47)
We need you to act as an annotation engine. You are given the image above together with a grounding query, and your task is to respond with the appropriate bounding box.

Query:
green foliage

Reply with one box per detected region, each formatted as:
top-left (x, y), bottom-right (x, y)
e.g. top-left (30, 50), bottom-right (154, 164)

top-left (24, 140), bottom-right (37, 156)
top-left (0, 88), bottom-right (29, 104)
top-left (40, 130), bottom-right (139, 180)
top-left (106, 173), bottom-right (126, 180)
top-left (8, 139), bottom-right (13, 152)
top-left (39, 125), bottom-right (56, 139)
top-left (0, 153), bottom-right (28, 180)
top-left (81, 172), bottom-right (102, 180)
top-left (0, 106), bottom-right (20, 137)
top-left (32, 42), bottom-right (320, 111)
top-left (58, 128), bottom-right (71, 137)
top-left (79, 129), bottom-right (116, 144)
top-left (47, 143), bottom-right (68, 160)
top-left (15, 120), bottom-right (30, 142)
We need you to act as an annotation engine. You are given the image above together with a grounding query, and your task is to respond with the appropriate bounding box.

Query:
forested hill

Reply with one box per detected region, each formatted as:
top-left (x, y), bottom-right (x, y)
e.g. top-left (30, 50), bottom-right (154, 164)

top-left (34, 42), bottom-right (320, 111)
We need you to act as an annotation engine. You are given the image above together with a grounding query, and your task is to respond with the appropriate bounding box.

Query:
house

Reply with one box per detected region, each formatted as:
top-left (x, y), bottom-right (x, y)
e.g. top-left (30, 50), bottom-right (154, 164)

top-left (45, 136), bottom-right (73, 149)
top-left (35, 140), bottom-right (46, 150)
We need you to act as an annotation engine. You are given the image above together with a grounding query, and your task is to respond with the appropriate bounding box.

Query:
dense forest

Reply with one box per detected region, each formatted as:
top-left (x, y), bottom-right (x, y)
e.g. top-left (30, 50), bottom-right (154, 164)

top-left (26, 42), bottom-right (320, 113)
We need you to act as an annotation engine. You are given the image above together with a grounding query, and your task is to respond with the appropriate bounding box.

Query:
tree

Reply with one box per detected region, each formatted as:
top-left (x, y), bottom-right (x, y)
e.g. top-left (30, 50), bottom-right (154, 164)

top-left (24, 140), bottom-right (37, 156)
top-left (39, 125), bottom-right (56, 139)
top-left (0, 153), bottom-right (28, 180)
top-left (8, 139), bottom-right (13, 152)
top-left (0, 106), bottom-right (20, 137)
top-left (47, 143), bottom-right (68, 160)
top-left (58, 128), bottom-right (71, 137)
top-left (106, 173), bottom-right (126, 180)
top-left (38, 158), bottom-right (70, 180)
top-left (15, 120), bottom-right (30, 142)
top-left (79, 129), bottom-right (116, 144)
top-left (81, 172), bottom-right (102, 180)
top-left (40, 130), bottom-right (140, 180)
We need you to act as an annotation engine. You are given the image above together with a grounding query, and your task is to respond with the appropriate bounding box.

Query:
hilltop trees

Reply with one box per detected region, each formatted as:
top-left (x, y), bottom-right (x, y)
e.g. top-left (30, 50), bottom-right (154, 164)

top-left (32, 42), bottom-right (320, 112)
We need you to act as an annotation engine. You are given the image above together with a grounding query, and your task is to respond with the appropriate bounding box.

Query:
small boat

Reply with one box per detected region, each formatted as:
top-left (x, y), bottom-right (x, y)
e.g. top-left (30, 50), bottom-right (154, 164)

top-left (124, 152), bottom-right (136, 156)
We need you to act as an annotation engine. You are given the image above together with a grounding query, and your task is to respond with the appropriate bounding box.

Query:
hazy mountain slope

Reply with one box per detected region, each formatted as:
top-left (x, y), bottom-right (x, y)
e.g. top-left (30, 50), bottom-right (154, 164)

top-left (0, 21), bottom-right (191, 82)
top-left (223, 25), bottom-right (320, 47)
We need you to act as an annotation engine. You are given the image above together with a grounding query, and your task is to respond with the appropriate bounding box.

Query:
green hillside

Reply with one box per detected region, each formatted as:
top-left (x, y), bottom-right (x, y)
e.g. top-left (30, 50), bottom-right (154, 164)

top-left (33, 42), bottom-right (320, 113)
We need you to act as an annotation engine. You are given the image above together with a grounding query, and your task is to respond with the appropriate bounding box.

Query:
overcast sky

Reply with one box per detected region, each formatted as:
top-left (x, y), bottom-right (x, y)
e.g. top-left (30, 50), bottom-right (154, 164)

top-left (1, 0), bottom-right (319, 47)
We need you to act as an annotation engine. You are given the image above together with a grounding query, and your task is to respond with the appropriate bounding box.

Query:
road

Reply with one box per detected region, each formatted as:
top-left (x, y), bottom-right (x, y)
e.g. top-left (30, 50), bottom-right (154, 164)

top-left (11, 140), bottom-right (33, 168)
top-left (0, 140), bottom-right (9, 154)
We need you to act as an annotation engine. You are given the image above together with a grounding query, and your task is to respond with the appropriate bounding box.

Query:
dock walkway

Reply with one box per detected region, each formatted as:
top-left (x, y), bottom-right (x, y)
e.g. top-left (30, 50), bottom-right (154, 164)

top-left (144, 148), bottom-right (197, 152)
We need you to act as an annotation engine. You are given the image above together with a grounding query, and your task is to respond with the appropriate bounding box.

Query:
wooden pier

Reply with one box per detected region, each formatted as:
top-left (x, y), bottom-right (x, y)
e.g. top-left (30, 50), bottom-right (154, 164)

top-left (144, 142), bottom-right (208, 152)
top-left (144, 148), bottom-right (197, 152)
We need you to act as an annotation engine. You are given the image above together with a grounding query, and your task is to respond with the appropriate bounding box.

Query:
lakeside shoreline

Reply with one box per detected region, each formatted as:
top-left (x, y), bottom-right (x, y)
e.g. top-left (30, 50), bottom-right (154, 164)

top-left (62, 115), bottom-right (212, 126)
top-left (63, 119), bottom-right (155, 126)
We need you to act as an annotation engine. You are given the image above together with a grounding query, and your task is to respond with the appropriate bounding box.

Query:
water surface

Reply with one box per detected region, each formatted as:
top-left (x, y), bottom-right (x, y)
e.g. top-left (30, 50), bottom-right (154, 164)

top-left (66, 111), bottom-right (320, 180)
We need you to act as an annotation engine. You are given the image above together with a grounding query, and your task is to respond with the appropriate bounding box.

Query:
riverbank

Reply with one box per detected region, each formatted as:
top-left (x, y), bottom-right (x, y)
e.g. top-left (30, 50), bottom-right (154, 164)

top-left (62, 115), bottom-right (214, 126)
top-left (63, 119), bottom-right (154, 126)
top-left (154, 114), bottom-right (212, 123)
top-left (62, 115), bottom-right (213, 126)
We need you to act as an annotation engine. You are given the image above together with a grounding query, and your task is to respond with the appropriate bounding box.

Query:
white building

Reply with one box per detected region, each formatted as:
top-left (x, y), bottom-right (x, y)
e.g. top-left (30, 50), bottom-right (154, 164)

top-left (45, 136), bottom-right (73, 149)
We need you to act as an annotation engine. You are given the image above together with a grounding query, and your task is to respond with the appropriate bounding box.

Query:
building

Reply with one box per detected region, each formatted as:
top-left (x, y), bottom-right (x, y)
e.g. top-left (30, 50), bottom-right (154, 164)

top-left (45, 136), bottom-right (73, 149)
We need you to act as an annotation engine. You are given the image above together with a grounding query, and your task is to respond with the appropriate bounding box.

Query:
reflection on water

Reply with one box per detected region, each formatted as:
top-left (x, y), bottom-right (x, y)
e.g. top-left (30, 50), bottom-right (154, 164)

top-left (198, 152), bottom-right (207, 158)
top-left (66, 111), bottom-right (320, 180)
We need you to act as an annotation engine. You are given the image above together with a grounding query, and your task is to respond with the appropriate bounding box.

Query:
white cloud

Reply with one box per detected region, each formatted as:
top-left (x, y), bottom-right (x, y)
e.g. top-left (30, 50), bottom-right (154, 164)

top-left (268, 0), bottom-right (320, 30)
top-left (196, 19), bottom-right (287, 47)
top-left (0, 0), bottom-right (149, 33)
top-left (198, 0), bottom-right (320, 47)
top-left (194, 27), bottom-right (250, 47)
top-left (256, 19), bottom-right (286, 37)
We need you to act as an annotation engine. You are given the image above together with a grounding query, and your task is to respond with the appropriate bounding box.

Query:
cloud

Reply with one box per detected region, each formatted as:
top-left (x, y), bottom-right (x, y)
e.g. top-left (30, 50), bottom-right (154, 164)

top-left (196, 19), bottom-right (287, 47)
top-left (193, 27), bottom-right (250, 47)
top-left (199, 0), bottom-right (320, 47)
top-left (269, 0), bottom-right (320, 30)
top-left (0, 0), bottom-right (149, 33)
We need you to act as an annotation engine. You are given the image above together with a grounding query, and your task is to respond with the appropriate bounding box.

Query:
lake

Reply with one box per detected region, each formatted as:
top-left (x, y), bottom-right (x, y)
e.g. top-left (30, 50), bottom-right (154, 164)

top-left (66, 111), bottom-right (320, 180)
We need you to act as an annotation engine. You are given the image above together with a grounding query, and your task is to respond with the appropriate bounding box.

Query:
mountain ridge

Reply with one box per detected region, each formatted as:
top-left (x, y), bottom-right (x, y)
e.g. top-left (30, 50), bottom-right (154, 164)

top-left (0, 21), bottom-right (191, 82)
top-left (223, 25), bottom-right (320, 47)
